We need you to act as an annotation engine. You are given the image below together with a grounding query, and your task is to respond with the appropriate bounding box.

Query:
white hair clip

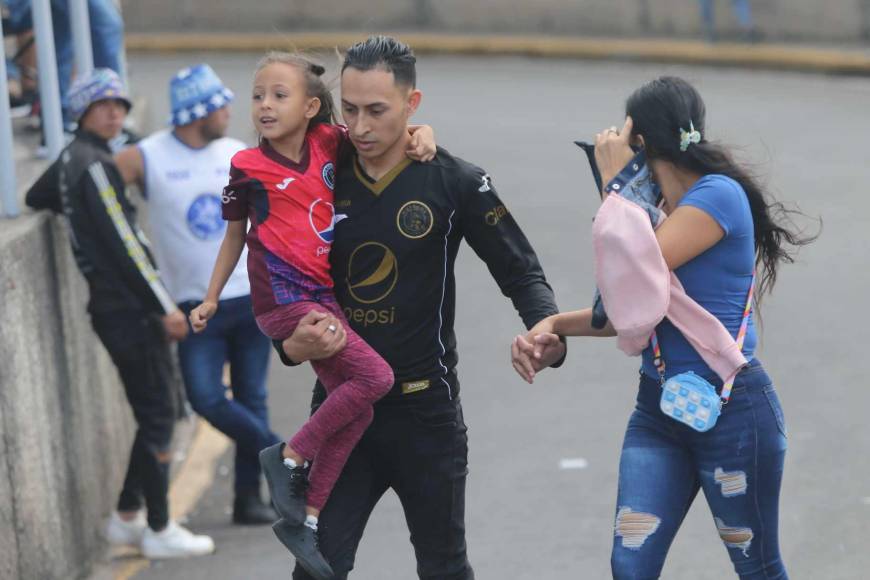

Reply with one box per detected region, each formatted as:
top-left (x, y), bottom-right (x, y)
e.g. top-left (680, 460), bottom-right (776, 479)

top-left (679, 121), bottom-right (702, 152)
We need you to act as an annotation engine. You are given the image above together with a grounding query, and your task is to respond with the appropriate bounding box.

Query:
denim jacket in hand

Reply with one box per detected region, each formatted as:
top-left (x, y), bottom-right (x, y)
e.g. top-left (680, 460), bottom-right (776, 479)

top-left (587, 150), bottom-right (661, 328)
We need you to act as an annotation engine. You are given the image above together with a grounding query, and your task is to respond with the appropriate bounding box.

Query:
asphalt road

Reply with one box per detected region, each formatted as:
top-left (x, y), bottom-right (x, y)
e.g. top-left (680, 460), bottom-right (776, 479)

top-left (127, 51), bottom-right (870, 580)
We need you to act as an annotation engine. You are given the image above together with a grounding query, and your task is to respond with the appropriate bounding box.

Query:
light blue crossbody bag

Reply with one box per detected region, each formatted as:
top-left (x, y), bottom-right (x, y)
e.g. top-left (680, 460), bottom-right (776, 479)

top-left (651, 274), bottom-right (755, 432)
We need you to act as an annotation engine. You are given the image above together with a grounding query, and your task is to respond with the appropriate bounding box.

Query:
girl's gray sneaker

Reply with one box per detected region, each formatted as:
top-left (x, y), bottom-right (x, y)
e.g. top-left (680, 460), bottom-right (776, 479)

top-left (272, 519), bottom-right (334, 580)
top-left (259, 442), bottom-right (308, 525)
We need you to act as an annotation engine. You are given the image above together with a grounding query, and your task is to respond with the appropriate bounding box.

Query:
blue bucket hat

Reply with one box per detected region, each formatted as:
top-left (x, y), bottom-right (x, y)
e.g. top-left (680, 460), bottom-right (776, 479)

top-left (67, 68), bottom-right (132, 122)
top-left (169, 64), bottom-right (234, 126)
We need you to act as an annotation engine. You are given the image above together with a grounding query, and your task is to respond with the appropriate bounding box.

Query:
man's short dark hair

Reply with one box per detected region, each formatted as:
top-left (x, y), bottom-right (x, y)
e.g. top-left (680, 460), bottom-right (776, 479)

top-left (342, 35), bottom-right (416, 89)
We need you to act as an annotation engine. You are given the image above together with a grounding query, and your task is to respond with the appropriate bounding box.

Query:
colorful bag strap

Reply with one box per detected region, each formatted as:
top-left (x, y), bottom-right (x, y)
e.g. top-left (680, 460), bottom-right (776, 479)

top-left (720, 272), bottom-right (756, 402)
top-left (651, 271), bottom-right (756, 403)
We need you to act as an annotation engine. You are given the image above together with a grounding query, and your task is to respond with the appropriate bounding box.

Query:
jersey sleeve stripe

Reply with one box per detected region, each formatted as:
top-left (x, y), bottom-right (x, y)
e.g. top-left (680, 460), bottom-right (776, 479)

top-left (436, 210), bottom-right (457, 399)
top-left (88, 162), bottom-right (177, 314)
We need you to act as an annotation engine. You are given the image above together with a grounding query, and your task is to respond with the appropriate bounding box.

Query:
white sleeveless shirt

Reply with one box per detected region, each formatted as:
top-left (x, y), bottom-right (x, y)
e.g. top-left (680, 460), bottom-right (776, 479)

top-left (138, 130), bottom-right (250, 303)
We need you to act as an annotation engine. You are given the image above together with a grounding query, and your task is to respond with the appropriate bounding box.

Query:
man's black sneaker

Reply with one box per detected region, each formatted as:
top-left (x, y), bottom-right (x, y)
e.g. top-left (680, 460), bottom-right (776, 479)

top-left (259, 442), bottom-right (308, 525)
top-left (272, 519), bottom-right (334, 580)
top-left (232, 492), bottom-right (279, 525)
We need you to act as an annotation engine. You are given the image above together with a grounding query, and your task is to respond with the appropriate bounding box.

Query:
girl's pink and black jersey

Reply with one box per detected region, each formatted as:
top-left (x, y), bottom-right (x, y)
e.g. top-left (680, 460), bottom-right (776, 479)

top-left (221, 123), bottom-right (348, 316)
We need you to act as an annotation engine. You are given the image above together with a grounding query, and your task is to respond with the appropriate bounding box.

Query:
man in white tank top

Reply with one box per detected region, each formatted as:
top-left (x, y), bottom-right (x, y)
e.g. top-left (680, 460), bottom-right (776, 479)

top-left (116, 64), bottom-right (280, 526)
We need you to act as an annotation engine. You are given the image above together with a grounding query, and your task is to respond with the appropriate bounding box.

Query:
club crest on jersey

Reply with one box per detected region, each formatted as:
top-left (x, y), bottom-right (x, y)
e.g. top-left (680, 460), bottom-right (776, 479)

top-left (322, 162), bottom-right (336, 191)
top-left (396, 201), bottom-right (434, 239)
top-left (309, 198), bottom-right (347, 244)
top-left (187, 193), bottom-right (225, 240)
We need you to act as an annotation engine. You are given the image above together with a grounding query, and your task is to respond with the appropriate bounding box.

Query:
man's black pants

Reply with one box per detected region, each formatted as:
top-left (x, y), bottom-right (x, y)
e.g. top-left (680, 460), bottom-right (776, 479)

top-left (92, 311), bottom-right (176, 531)
top-left (293, 388), bottom-right (475, 580)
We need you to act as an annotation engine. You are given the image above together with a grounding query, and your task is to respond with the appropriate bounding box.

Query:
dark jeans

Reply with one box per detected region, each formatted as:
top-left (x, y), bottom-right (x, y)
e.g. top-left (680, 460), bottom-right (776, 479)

top-left (178, 295), bottom-right (279, 495)
top-left (293, 388), bottom-right (474, 580)
top-left (92, 311), bottom-right (176, 531)
top-left (612, 359), bottom-right (788, 579)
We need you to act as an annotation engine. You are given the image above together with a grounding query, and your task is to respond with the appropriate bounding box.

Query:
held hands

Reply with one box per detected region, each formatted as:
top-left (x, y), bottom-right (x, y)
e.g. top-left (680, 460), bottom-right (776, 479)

top-left (406, 125), bottom-right (437, 162)
top-left (511, 317), bottom-right (565, 384)
top-left (594, 116), bottom-right (637, 190)
top-left (162, 309), bottom-right (190, 342)
top-left (189, 301), bottom-right (217, 333)
top-left (281, 310), bottom-right (347, 364)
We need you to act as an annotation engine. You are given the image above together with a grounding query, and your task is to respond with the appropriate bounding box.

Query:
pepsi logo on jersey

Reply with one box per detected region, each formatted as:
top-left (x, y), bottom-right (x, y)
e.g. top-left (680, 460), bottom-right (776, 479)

top-left (309, 198), bottom-right (348, 255)
top-left (344, 242), bottom-right (399, 327)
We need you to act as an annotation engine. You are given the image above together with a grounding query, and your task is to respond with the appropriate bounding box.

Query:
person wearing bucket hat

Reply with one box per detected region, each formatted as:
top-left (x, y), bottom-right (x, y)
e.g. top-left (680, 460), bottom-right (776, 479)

top-left (115, 63), bottom-right (281, 527)
top-left (25, 68), bottom-right (216, 560)
top-left (67, 67), bottom-right (131, 123)
top-left (168, 64), bottom-right (235, 127)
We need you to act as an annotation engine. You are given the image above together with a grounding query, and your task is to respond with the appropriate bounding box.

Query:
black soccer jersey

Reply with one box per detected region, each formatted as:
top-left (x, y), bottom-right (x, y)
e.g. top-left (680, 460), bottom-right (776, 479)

top-left (329, 146), bottom-right (560, 400)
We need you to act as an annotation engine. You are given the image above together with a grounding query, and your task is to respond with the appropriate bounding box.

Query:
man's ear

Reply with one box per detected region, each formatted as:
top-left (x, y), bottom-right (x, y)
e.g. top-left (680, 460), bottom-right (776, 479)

top-left (407, 89), bottom-right (422, 116)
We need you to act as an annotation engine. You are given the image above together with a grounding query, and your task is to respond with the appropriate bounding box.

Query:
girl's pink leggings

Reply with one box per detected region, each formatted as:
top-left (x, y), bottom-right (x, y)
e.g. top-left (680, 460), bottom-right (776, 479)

top-left (256, 299), bottom-right (393, 510)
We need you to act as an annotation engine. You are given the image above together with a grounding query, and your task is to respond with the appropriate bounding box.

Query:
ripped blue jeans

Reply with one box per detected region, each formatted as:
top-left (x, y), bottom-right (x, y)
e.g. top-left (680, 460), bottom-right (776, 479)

top-left (612, 359), bottom-right (788, 579)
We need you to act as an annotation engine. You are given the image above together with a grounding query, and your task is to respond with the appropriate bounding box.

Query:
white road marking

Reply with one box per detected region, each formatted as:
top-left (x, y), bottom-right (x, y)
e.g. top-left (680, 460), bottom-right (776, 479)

top-left (559, 457), bottom-right (589, 470)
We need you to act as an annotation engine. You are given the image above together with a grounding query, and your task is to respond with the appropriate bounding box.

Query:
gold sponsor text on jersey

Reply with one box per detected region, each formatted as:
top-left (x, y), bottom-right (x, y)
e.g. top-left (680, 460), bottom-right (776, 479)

top-left (401, 380), bottom-right (430, 395)
top-left (484, 204), bottom-right (510, 226)
top-left (343, 306), bottom-right (397, 327)
top-left (345, 242), bottom-right (400, 326)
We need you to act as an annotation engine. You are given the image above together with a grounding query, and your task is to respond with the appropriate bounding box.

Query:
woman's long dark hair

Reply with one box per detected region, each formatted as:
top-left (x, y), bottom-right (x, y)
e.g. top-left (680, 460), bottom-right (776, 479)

top-left (626, 76), bottom-right (818, 301)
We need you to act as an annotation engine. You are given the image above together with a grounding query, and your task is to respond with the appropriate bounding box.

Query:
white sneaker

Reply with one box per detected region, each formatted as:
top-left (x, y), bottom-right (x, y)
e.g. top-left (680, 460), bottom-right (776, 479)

top-left (105, 511), bottom-right (147, 547)
top-left (141, 521), bottom-right (215, 559)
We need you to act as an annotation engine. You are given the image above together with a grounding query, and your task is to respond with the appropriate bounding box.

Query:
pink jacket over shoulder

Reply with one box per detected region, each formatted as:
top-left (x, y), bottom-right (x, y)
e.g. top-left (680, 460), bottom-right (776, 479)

top-left (592, 193), bottom-right (747, 382)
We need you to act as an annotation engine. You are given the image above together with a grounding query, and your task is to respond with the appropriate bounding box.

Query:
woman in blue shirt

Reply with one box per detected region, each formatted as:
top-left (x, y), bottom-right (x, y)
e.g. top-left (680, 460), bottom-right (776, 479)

top-left (515, 77), bottom-right (815, 579)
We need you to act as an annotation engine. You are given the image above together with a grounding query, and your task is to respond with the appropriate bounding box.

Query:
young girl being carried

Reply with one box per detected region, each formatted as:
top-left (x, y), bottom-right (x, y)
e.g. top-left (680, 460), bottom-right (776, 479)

top-left (189, 52), bottom-right (435, 580)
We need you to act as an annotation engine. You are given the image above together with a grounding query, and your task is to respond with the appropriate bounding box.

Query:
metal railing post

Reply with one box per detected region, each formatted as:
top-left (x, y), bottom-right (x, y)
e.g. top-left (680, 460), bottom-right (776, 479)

top-left (70, 0), bottom-right (94, 77)
top-left (115, 0), bottom-right (130, 93)
top-left (0, 15), bottom-right (20, 217)
top-left (32, 0), bottom-right (65, 160)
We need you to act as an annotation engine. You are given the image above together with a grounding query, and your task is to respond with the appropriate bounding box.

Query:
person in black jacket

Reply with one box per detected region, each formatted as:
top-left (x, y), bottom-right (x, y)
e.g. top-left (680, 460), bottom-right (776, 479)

top-left (275, 37), bottom-right (567, 580)
top-left (25, 68), bottom-right (215, 559)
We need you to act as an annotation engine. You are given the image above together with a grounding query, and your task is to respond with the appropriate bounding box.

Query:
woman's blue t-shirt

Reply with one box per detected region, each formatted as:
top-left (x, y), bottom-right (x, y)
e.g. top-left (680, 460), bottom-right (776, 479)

top-left (641, 174), bottom-right (757, 380)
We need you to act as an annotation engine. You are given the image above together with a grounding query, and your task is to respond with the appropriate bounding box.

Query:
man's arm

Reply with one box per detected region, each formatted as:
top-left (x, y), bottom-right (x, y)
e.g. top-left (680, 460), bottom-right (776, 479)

top-left (25, 160), bottom-right (62, 213)
top-left (458, 165), bottom-right (566, 367)
top-left (113, 145), bottom-right (145, 189)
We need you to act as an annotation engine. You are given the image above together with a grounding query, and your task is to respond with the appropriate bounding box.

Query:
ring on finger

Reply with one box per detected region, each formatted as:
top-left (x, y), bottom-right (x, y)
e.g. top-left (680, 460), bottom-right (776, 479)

top-left (327, 324), bottom-right (337, 333)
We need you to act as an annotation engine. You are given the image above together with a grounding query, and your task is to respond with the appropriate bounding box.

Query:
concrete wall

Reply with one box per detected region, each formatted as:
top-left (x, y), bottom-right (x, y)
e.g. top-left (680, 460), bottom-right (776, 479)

top-left (122, 0), bottom-right (870, 42)
top-left (0, 213), bottom-right (134, 580)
